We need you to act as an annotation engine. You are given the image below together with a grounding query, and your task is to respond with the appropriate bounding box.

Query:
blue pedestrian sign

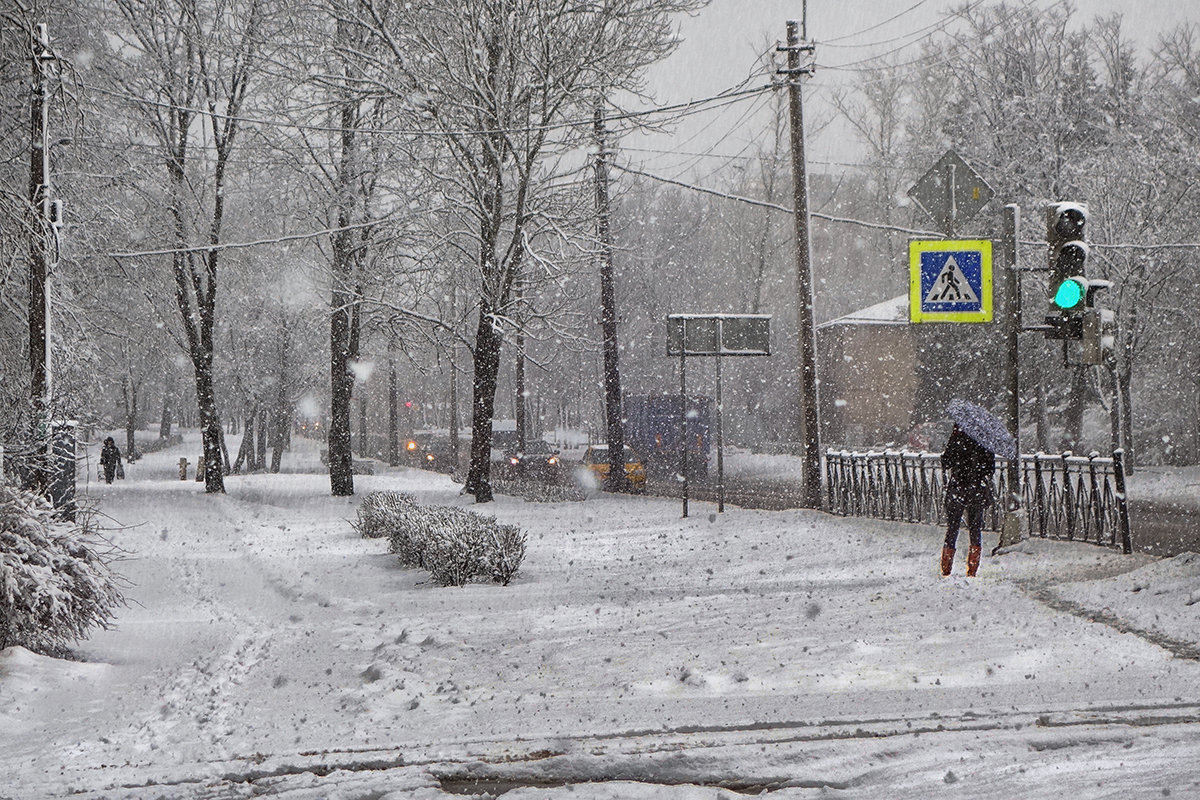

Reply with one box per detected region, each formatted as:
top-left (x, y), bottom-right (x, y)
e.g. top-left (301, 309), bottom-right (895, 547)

top-left (909, 239), bottom-right (993, 323)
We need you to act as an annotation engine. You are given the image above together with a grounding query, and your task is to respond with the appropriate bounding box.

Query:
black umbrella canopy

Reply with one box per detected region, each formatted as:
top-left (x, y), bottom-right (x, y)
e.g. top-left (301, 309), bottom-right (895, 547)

top-left (947, 398), bottom-right (1016, 460)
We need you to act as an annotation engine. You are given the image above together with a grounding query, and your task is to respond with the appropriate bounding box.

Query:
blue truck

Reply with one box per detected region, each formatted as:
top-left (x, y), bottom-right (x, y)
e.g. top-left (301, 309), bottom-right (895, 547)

top-left (623, 394), bottom-right (712, 480)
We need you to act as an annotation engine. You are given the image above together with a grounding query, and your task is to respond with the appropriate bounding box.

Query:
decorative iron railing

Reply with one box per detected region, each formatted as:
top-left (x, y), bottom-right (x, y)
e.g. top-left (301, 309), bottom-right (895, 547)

top-left (824, 448), bottom-right (1132, 552)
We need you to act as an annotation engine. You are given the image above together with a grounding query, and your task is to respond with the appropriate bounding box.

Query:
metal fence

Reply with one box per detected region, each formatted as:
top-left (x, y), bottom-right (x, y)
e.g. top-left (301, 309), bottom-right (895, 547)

top-left (824, 448), bottom-right (1132, 552)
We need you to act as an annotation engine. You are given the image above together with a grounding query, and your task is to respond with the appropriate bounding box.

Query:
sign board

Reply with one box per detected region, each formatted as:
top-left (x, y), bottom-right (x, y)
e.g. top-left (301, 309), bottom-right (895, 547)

top-left (907, 150), bottom-right (994, 236)
top-left (909, 239), bottom-right (993, 323)
top-left (667, 314), bottom-right (771, 356)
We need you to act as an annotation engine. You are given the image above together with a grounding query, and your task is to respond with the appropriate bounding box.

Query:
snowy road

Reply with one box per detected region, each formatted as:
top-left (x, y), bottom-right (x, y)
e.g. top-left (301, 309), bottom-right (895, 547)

top-left (2, 435), bottom-right (1199, 799)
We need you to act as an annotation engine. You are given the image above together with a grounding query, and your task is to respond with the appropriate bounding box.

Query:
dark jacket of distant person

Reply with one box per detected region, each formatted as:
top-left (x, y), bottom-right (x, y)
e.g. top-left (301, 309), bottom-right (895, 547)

top-left (941, 425), bottom-right (994, 506)
top-left (100, 437), bottom-right (122, 484)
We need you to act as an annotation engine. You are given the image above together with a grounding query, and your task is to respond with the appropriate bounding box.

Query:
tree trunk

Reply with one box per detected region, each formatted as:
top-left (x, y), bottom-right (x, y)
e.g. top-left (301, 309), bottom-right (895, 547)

top-left (449, 290), bottom-right (460, 470)
top-left (232, 409), bottom-right (256, 473)
top-left (159, 376), bottom-right (173, 439)
top-left (465, 305), bottom-right (504, 502)
top-left (256, 406), bottom-right (268, 468)
top-left (330, 287), bottom-right (355, 495)
top-left (328, 76), bottom-right (359, 496)
top-left (515, 332), bottom-right (527, 451)
top-left (122, 374), bottom-right (138, 461)
top-left (270, 393), bottom-right (288, 474)
top-left (387, 347), bottom-right (398, 465)
top-left (358, 395), bottom-right (367, 457)
top-left (194, 364), bottom-right (225, 493)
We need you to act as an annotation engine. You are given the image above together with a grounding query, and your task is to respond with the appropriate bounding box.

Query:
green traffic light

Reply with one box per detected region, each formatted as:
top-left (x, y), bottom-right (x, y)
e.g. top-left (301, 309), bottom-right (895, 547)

top-left (1054, 278), bottom-right (1084, 310)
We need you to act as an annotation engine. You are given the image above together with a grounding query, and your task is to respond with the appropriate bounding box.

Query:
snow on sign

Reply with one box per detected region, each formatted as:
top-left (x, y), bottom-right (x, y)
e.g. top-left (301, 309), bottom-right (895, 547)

top-left (909, 239), bottom-right (993, 323)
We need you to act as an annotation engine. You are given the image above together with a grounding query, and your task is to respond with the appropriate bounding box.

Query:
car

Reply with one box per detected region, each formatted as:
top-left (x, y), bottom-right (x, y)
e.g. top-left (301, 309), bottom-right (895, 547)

top-left (581, 443), bottom-right (647, 492)
top-left (499, 439), bottom-right (564, 483)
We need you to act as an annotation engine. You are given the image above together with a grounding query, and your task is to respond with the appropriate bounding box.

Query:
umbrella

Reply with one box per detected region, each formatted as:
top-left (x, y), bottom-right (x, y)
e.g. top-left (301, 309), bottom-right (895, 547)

top-left (947, 398), bottom-right (1017, 460)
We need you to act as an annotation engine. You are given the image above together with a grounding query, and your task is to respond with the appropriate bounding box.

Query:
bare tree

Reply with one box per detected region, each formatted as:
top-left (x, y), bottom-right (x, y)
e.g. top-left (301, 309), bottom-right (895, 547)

top-left (357, 0), bottom-right (704, 502)
top-left (101, 0), bottom-right (270, 492)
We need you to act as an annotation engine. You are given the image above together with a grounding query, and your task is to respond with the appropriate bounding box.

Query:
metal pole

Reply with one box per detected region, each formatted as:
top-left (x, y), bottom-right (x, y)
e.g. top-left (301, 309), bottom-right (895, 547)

top-left (1112, 448), bottom-right (1133, 555)
top-left (680, 348), bottom-right (688, 518)
top-left (945, 163), bottom-right (958, 237)
top-left (782, 19), bottom-right (822, 509)
top-left (1002, 204), bottom-right (1021, 508)
top-left (716, 346), bottom-right (725, 513)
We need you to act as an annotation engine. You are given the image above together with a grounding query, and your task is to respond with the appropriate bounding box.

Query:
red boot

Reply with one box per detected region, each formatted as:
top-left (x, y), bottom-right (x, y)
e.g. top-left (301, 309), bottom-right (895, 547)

top-left (966, 545), bottom-right (981, 577)
top-left (940, 546), bottom-right (955, 577)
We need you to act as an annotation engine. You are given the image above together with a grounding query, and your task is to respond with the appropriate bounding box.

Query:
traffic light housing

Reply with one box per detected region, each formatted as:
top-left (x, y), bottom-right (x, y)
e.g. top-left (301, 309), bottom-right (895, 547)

top-left (1079, 279), bottom-right (1115, 365)
top-left (1044, 202), bottom-right (1089, 340)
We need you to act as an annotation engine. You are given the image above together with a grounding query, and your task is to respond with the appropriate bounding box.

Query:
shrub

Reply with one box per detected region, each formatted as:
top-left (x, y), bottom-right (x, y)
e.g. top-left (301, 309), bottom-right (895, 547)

top-left (491, 478), bottom-right (586, 503)
top-left (0, 485), bottom-right (127, 655)
top-left (360, 495), bottom-right (527, 587)
top-left (353, 490), bottom-right (419, 539)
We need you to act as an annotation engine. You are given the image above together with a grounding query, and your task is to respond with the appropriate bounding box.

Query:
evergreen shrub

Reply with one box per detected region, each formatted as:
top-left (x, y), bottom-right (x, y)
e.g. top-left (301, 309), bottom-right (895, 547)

top-left (0, 485), bottom-right (127, 655)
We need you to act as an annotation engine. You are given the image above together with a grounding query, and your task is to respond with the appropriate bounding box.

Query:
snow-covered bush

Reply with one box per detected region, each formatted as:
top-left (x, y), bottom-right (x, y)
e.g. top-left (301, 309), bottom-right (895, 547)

top-left (491, 478), bottom-right (586, 503)
top-left (0, 485), bottom-right (126, 655)
top-left (353, 490), bottom-right (419, 539)
top-left (369, 499), bottom-right (527, 587)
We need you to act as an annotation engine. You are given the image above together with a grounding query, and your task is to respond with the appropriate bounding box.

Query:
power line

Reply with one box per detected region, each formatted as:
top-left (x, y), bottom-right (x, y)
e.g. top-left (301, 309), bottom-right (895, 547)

top-left (80, 79), bottom-right (775, 140)
top-left (107, 216), bottom-right (396, 259)
top-left (820, 0), bottom-right (934, 45)
top-left (622, 145), bottom-right (868, 169)
top-left (613, 162), bottom-right (1200, 249)
top-left (819, 0), bottom-right (992, 71)
top-left (611, 161), bottom-right (941, 237)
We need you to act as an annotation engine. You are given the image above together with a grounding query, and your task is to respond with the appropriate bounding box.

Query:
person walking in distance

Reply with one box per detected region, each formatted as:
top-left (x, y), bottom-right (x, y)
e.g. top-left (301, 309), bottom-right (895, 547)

top-left (940, 424), bottom-right (994, 577)
top-left (100, 436), bottom-right (122, 485)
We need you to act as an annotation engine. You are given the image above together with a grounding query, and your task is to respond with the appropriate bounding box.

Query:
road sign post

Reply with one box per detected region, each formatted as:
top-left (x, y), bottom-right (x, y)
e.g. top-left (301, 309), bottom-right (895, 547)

top-left (907, 149), bottom-right (994, 237)
top-left (667, 314), bottom-right (771, 515)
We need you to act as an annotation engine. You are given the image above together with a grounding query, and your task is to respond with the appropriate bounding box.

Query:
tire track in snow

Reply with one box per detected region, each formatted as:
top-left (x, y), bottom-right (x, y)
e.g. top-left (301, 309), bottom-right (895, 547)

top-left (1020, 582), bottom-right (1200, 661)
top-left (59, 699), bottom-right (1200, 798)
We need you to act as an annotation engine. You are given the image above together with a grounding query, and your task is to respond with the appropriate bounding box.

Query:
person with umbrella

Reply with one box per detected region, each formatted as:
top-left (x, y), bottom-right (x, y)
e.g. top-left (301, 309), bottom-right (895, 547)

top-left (940, 400), bottom-right (1015, 577)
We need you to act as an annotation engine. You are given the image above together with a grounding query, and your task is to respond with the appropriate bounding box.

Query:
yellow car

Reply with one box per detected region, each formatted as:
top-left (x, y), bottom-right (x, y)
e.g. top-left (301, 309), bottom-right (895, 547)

top-left (581, 444), bottom-right (647, 492)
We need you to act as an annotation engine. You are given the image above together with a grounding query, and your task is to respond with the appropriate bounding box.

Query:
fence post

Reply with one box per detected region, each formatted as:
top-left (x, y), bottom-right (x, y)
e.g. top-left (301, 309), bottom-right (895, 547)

top-left (1062, 451), bottom-right (1075, 540)
top-left (1033, 455), bottom-right (1046, 536)
top-left (1112, 448), bottom-right (1133, 555)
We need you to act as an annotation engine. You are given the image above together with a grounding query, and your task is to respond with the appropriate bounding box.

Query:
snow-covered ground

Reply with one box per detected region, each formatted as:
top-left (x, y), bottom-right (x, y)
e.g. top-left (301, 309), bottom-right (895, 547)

top-left (2, 432), bottom-right (1199, 799)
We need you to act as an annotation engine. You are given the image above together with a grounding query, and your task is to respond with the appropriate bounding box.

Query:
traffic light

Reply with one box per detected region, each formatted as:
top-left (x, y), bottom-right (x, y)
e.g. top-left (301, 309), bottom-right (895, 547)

top-left (1079, 279), bottom-right (1116, 366)
top-left (1044, 202), bottom-right (1089, 340)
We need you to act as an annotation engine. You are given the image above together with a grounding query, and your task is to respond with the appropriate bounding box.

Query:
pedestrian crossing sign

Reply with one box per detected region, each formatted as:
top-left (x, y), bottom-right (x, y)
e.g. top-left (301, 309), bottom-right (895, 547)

top-left (909, 239), bottom-right (993, 323)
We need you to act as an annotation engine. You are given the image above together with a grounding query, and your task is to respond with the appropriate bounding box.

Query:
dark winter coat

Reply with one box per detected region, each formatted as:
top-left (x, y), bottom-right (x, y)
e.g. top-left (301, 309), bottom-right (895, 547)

top-left (100, 440), bottom-right (121, 468)
top-left (941, 426), bottom-right (995, 506)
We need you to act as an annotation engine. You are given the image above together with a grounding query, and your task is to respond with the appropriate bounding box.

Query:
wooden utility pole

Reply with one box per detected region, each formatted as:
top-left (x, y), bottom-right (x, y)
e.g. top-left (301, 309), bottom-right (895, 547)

top-left (594, 102), bottom-right (629, 492)
top-left (29, 23), bottom-right (54, 417)
top-left (780, 15), bottom-right (822, 509)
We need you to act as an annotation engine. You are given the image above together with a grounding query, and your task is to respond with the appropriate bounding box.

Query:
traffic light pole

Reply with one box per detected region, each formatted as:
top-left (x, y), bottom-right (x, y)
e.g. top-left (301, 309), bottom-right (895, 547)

top-left (1001, 204), bottom-right (1021, 509)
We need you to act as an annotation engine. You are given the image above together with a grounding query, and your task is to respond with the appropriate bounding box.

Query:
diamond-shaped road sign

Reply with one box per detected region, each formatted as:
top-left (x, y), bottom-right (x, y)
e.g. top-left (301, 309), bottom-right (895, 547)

top-left (907, 150), bottom-right (994, 236)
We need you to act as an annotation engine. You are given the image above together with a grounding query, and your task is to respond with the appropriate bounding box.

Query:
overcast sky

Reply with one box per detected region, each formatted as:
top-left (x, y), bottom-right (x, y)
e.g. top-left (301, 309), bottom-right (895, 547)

top-left (628, 0), bottom-right (1200, 178)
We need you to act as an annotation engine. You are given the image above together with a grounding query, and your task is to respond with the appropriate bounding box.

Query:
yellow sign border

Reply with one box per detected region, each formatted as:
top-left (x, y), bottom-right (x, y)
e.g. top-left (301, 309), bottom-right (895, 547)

top-left (909, 239), bottom-right (993, 323)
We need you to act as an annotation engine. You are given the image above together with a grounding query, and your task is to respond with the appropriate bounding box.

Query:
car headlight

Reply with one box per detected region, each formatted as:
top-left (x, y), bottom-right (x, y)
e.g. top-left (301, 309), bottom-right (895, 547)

top-left (510, 457), bottom-right (519, 466)
top-left (547, 456), bottom-right (559, 466)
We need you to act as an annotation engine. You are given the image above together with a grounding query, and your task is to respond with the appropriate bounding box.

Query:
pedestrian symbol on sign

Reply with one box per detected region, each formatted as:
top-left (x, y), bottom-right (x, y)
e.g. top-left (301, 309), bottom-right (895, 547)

top-left (909, 239), bottom-right (993, 323)
top-left (923, 255), bottom-right (980, 305)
